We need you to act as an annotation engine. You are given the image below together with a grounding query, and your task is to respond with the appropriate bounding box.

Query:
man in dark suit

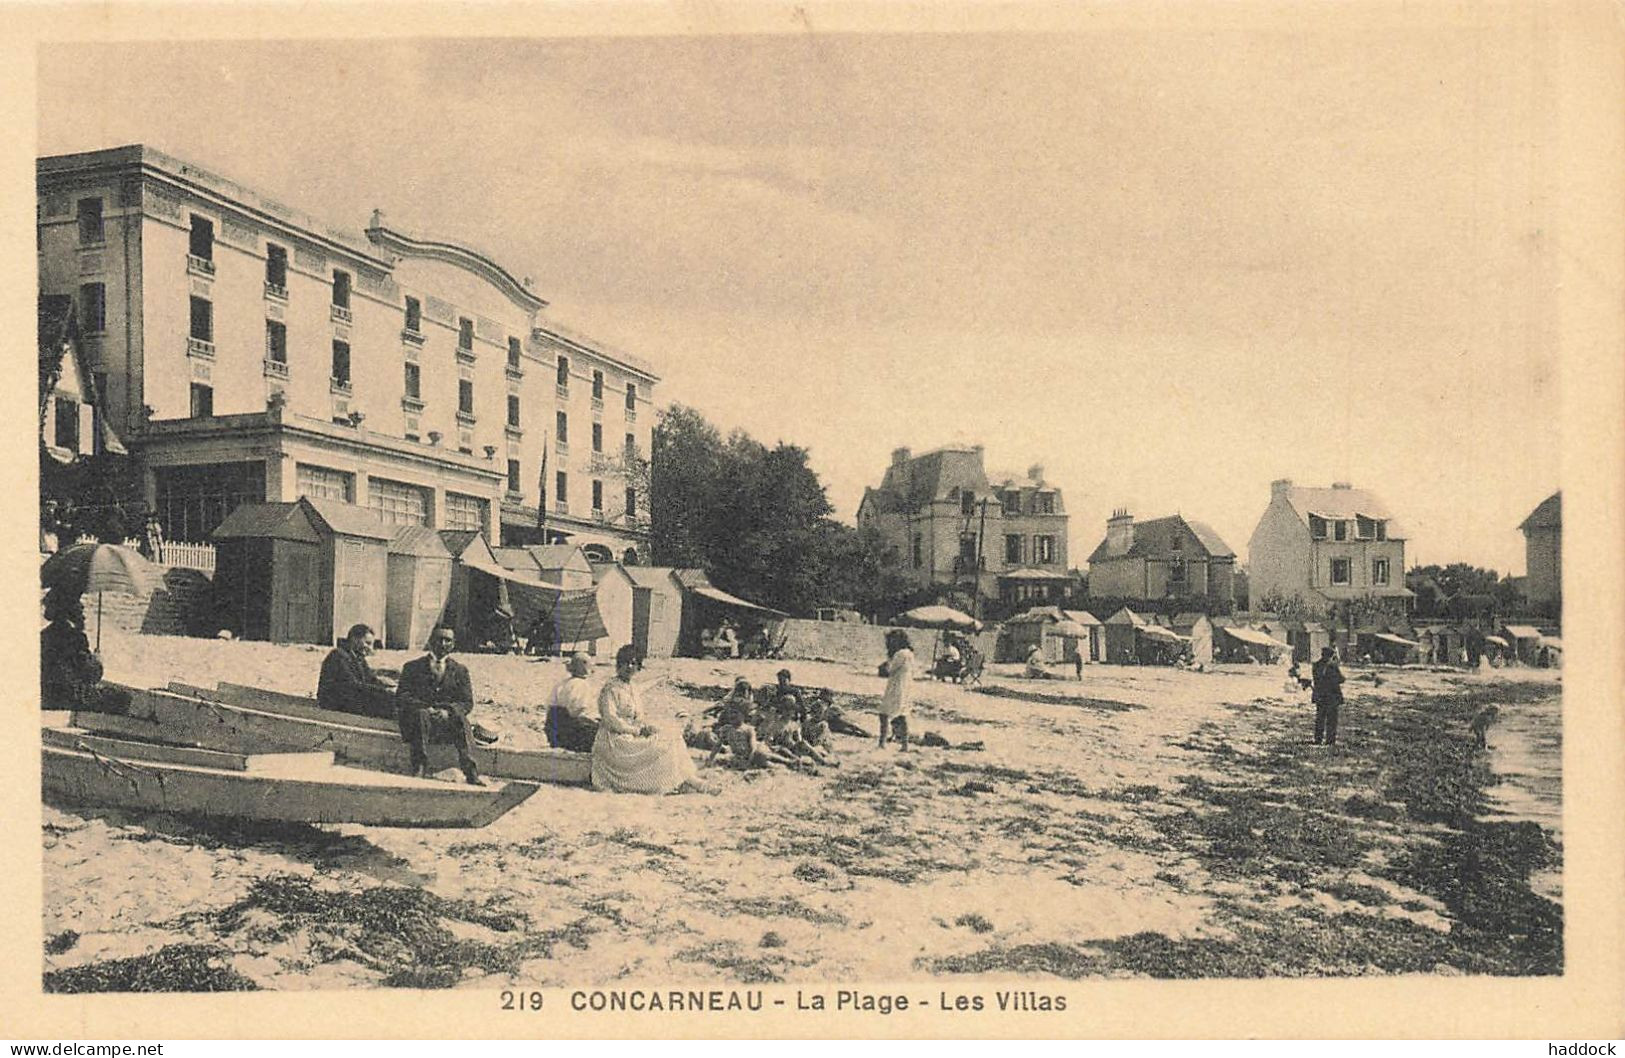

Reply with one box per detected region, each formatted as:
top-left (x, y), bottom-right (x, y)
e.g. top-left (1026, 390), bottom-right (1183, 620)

top-left (396, 626), bottom-right (482, 784)
top-left (317, 624), bottom-right (395, 719)
top-left (1311, 646), bottom-right (1346, 746)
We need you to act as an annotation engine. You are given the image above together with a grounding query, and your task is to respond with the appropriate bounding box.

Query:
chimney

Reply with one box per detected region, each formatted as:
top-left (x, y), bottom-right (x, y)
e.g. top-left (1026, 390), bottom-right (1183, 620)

top-left (891, 447), bottom-right (912, 467)
top-left (1331, 481), bottom-right (1352, 490)
top-left (1106, 508), bottom-right (1135, 556)
top-left (1028, 463), bottom-right (1045, 483)
top-left (1271, 478), bottom-right (1293, 497)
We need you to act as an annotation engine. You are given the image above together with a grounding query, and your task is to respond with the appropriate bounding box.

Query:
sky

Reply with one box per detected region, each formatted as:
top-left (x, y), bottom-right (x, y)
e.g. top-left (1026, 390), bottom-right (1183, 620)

top-left (36, 17), bottom-right (1562, 574)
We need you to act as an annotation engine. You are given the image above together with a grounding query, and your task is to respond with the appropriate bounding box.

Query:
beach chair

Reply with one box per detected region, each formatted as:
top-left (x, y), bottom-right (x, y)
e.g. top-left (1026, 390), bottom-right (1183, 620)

top-left (957, 647), bottom-right (985, 687)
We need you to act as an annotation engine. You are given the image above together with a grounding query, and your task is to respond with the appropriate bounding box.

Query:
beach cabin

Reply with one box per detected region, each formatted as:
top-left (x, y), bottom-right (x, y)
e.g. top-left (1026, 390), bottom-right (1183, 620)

top-left (211, 496), bottom-right (390, 645)
top-left (440, 530), bottom-right (510, 648)
top-left (1103, 607), bottom-right (1183, 664)
top-left (527, 545), bottom-right (595, 590)
top-left (440, 530), bottom-right (606, 653)
top-left (1283, 619), bottom-right (1330, 663)
top-left (1061, 609), bottom-right (1106, 663)
top-left (1171, 612), bottom-right (1214, 666)
top-left (1004, 606), bottom-right (1066, 663)
top-left (626, 566), bottom-right (686, 658)
top-left (590, 561), bottom-right (638, 657)
top-left (1502, 624), bottom-right (1544, 665)
top-left (1103, 607), bottom-right (1147, 664)
top-left (1213, 620), bottom-right (1290, 664)
top-left (385, 525), bottom-right (453, 651)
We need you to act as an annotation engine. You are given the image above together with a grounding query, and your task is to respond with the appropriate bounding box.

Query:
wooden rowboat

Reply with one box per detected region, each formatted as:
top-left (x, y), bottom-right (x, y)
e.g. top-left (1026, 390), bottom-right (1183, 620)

top-left (42, 726), bottom-right (539, 828)
top-left (96, 683), bottom-right (592, 786)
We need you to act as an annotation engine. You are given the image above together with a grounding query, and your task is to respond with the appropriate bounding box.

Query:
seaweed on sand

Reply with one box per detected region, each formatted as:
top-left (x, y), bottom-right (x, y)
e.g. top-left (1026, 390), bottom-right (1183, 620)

top-left (972, 686), bottom-right (1140, 712)
top-left (674, 941), bottom-right (784, 983)
top-left (45, 943), bottom-right (258, 993)
top-left (208, 874), bottom-right (589, 989)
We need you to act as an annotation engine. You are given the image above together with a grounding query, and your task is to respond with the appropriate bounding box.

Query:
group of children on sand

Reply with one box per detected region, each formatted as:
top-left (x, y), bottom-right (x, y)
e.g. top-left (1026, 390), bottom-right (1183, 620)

top-left (683, 668), bottom-right (871, 773)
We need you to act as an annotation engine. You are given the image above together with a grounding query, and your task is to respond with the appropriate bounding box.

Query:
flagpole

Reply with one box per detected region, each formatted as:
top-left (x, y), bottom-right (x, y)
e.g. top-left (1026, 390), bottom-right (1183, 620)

top-left (536, 434), bottom-right (548, 544)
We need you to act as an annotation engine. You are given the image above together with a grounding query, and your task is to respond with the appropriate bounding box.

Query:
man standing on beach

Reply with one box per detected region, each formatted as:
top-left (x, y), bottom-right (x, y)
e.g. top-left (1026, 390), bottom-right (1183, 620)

top-left (396, 626), bottom-right (482, 784)
top-left (1311, 646), bottom-right (1345, 746)
top-left (317, 624), bottom-right (395, 719)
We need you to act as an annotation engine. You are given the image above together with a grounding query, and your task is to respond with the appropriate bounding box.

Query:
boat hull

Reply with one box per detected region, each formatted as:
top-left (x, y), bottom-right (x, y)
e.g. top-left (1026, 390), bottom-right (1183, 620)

top-left (43, 745), bottom-right (538, 828)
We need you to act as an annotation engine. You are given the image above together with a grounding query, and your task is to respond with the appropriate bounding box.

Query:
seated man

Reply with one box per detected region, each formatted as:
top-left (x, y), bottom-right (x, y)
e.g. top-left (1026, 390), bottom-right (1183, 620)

top-left (1024, 644), bottom-right (1053, 679)
top-left (317, 623), bottom-right (396, 719)
top-left (715, 622), bottom-right (739, 659)
top-left (396, 626), bottom-right (482, 785)
top-left (546, 652), bottom-right (600, 752)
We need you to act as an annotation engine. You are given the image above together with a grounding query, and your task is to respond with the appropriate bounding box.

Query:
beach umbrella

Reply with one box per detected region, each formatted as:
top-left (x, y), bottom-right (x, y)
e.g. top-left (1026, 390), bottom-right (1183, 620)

top-left (40, 541), bottom-right (153, 651)
top-left (1050, 619), bottom-right (1090, 638)
top-left (895, 605), bottom-right (982, 632)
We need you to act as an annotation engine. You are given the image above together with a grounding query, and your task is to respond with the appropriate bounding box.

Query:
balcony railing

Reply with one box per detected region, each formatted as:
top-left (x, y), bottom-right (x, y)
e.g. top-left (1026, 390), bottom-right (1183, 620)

top-left (263, 358), bottom-right (289, 379)
top-left (555, 501), bottom-right (570, 516)
top-left (187, 337), bottom-right (215, 360)
top-left (590, 396), bottom-right (604, 412)
top-left (506, 363), bottom-right (525, 381)
top-left (187, 254), bottom-right (215, 277)
top-left (401, 395), bottom-right (425, 412)
top-left (554, 441), bottom-right (569, 458)
top-left (331, 304), bottom-right (352, 324)
top-left (625, 406), bottom-right (637, 423)
top-left (264, 282), bottom-right (288, 301)
top-left (555, 383), bottom-right (569, 400)
top-left (401, 327), bottom-right (425, 345)
top-left (592, 507), bottom-right (606, 522)
top-left (456, 346), bottom-right (477, 365)
top-left (505, 424), bottom-right (523, 440)
top-left (330, 377), bottom-right (352, 395)
top-left (456, 410), bottom-right (477, 427)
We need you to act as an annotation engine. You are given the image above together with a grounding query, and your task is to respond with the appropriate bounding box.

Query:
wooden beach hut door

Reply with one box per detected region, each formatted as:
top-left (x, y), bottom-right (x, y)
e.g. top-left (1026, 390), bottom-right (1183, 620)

top-left (414, 559), bottom-right (451, 650)
top-left (631, 587), bottom-right (652, 658)
top-left (275, 541), bottom-right (320, 644)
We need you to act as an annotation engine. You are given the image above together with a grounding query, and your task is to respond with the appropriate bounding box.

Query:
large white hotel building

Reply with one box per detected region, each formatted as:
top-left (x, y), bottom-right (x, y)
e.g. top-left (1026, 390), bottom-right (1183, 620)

top-left (37, 145), bottom-right (658, 562)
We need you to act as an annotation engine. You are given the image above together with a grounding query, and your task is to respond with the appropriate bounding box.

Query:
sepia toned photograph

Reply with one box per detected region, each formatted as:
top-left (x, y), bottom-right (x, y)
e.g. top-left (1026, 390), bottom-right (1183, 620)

top-left (15, 3), bottom-right (1620, 1036)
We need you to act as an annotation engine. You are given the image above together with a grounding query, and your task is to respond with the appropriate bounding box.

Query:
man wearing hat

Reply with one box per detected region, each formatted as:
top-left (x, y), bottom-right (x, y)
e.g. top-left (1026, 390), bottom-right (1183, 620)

top-left (546, 652), bottom-right (600, 751)
top-left (1310, 646), bottom-right (1346, 746)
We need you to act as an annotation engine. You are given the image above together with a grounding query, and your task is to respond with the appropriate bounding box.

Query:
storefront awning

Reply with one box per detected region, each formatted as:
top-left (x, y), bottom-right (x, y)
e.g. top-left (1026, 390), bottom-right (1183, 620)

top-left (1483, 635), bottom-right (1509, 647)
top-left (468, 566), bottom-right (607, 642)
top-left (1139, 625), bottom-right (1187, 642)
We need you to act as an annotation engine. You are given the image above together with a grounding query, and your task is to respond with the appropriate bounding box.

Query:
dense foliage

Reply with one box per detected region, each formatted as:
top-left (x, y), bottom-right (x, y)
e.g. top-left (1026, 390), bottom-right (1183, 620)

top-left (649, 404), bottom-right (914, 617)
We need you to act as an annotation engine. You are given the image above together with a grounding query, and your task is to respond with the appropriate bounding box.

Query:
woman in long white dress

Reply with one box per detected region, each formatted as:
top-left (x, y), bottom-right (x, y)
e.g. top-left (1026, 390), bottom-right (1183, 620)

top-left (878, 629), bottom-right (915, 751)
top-left (591, 645), bottom-right (706, 794)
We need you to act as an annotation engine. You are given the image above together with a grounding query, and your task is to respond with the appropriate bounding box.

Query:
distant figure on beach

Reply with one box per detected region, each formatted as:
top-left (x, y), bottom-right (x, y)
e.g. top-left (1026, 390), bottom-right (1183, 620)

top-left (1072, 649), bottom-right (1083, 680)
top-left (1025, 644), bottom-right (1053, 679)
top-left (816, 687), bottom-right (873, 738)
top-left (396, 626), bottom-right (483, 784)
top-left (1310, 646), bottom-right (1345, 746)
top-left (545, 652), bottom-right (600, 752)
top-left (1470, 705), bottom-right (1499, 749)
top-left (592, 645), bottom-right (709, 794)
top-left (879, 629), bottom-right (915, 751)
top-left (317, 624), bottom-right (396, 719)
top-left (140, 513), bottom-right (164, 562)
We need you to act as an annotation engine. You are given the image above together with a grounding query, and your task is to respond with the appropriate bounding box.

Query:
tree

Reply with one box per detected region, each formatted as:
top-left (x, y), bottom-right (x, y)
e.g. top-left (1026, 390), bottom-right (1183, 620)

top-left (647, 404), bottom-right (911, 616)
top-left (1254, 589), bottom-right (1323, 621)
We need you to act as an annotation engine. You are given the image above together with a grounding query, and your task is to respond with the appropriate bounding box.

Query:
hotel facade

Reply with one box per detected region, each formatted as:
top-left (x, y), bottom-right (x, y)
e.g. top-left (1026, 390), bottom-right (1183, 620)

top-left (37, 145), bottom-right (657, 561)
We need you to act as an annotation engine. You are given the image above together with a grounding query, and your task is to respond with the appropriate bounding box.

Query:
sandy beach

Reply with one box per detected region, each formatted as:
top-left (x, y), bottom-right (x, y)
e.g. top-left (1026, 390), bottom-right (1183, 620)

top-left (41, 633), bottom-right (1563, 989)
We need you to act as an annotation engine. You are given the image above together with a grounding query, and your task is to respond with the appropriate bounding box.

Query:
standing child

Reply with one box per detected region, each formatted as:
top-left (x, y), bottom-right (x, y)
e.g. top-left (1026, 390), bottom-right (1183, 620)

top-left (879, 629), bottom-right (916, 751)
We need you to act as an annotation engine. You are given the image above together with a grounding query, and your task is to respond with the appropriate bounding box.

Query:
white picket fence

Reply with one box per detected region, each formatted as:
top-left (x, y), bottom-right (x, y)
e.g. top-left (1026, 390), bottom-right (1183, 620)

top-left (111, 537), bottom-right (218, 574)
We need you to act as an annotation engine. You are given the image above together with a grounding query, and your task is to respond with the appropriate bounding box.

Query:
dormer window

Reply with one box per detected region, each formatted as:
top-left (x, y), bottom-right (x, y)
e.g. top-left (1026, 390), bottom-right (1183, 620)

top-left (961, 491), bottom-right (976, 516)
top-left (1375, 521), bottom-right (1387, 541)
top-left (1309, 515), bottom-right (1327, 540)
top-left (1002, 491), bottom-right (1021, 516)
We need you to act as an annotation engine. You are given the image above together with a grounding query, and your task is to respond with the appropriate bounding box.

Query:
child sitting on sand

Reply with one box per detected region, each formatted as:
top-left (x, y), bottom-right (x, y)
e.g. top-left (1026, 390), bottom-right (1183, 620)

top-left (761, 695), bottom-right (837, 768)
top-left (710, 699), bottom-right (798, 771)
top-left (816, 688), bottom-right (873, 738)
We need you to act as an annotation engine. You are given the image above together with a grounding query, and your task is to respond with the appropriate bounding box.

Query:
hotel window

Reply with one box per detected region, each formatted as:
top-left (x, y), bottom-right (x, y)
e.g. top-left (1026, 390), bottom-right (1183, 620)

top-left (331, 340), bottom-right (351, 386)
top-left (592, 422), bottom-right (603, 453)
top-left (1002, 491), bottom-right (1021, 516)
top-left (555, 471), bottom-right (568, 504)
top-left (625, 432), bottom-right (636, 457)
top-left (625, 381), bottom-right (637, 411)
top-left (1034, 535), bottom-right (1056, 563)
top-left (1309, 515), bottom-right (1327, 540)
top-left (444, 492), bottom-right (487, 532)
top-left (1005, 534), bottom-right (1023, 564)
top-left (189, 215), bottom-right (213, 260)
top-left (1330, 558), bottom-right (1352, 585)
top-left (79, 283), bottom-right (105, 334)
top-left (1372, 558), bottom-right (1390, 586)
top-left (403, 361), bottom-right (421, 399)
top-left (189, 382), bottom-right (213, 419)
top-left (265, 244), bottom-right (288, 289)
top-left (458, 379), bottom-right (474, 415)
top-left (958, 533), bottom-right (979, 567)
top-left (1034, 492), bottom-right (1055, 514)
top-left (76, 198), bottom-right (104, 245)
top-left (556, 355), bottom-right (570, 388)
top-left (54, 397), bottom-right (80, 450)
top-left (556, 410), bottom-right (568, 444)
top-left (508, 459), bottom-right (522, 494)
top-left (1334, 520), bottom-right (1348, 541)
top-left (592, 370), bottom-right (604, 400)
top-left (592, 479), bottom-right (603, 512)
top-left (625, 485), bottom-right (637, 519)
top-left (367, 478), bottom-right (428, 526)
top-left (507, 394), bottom-right (521, 427)
top-left (458, 317), bottom-right (474, 350)
top-left (508, 337), bottom-right (522, 369)
top-left (911, 533), bottom-right (923, 569)
top-left (404, 296), bottom-right (422, 333)
top-left (265, 320), bottom-right (287, 363)
top-left (332, 270), bottom-right (351, 309)
top-left (189, 296), bottom-right (212, 341)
